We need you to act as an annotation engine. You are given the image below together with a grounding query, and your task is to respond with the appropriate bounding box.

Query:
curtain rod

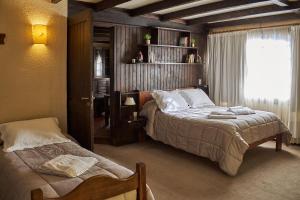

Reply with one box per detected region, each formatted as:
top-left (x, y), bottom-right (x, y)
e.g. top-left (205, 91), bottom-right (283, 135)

top-left (209, 21), bottom-right (300, 35)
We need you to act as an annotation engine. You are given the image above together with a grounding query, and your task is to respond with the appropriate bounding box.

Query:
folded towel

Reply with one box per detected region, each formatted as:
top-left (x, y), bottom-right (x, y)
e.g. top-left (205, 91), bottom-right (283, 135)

top-left (208, 115), bottom-right (237, 119)
top-left (210, 111), bottom-right (235, 115)
top-left (228, 106), bottom-right (256, 115)
top-left (42, 154), bottom-right (98, 178)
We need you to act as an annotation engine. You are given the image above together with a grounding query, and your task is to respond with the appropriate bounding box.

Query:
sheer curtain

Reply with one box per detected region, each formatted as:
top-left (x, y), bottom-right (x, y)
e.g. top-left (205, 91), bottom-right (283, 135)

top-left (207, 26), bottom-right (300, 143)
top-left (244, 27), bottom-right (291, 128)
top-left (290, 25), bottom-right (300, 144)
top-left (207, 31), bottom-right (247, 106)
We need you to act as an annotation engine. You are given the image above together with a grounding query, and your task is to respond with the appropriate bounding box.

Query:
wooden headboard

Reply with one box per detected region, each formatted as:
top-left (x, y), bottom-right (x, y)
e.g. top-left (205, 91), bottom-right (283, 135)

top-left (139, 91), bottom-right (153, 110)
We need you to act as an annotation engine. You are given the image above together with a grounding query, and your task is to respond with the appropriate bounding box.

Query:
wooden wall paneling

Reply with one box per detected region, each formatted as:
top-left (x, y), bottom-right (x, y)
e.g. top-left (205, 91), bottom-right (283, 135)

top-left (113, 25), bottom-right (203, 92)
top-left (129, 27), bottom-right (133, 90)
top-left (136, 29), bottom-right (141, 90)
top-left (121, 27), bottom-right (125, 91)
top-left (135, 31), bottom-right (138, 90)
top-left (120, 27), bottom-right (125, 91)
top-left (115, 26), bottom-right (118, 91)
top-left (115, 26), bottom-right (119, 90)
top-left (176, 64), bottom-right (179, 89)
top-left (125, 26), bottom-right (129, 91)
top-left (168, 64), bottom-right (171, 89)
top-left (155, 64), bottom-right (158, 89)
top-left (151, 64), bottom-right (155, 90)
top-left (189, 65), bottom-right (192, 86)
top-left (149, 64), bottom-right (152, 90)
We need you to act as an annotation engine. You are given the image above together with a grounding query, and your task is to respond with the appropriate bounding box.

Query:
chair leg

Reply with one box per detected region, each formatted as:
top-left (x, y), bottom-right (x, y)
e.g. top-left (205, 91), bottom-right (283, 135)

top-left (276, 133), bottom-right (282, 152)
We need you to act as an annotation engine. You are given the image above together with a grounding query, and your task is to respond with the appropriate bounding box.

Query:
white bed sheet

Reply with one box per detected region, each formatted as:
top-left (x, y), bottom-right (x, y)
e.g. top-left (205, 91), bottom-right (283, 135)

top-left (141, 105), bottom-right (291, 175)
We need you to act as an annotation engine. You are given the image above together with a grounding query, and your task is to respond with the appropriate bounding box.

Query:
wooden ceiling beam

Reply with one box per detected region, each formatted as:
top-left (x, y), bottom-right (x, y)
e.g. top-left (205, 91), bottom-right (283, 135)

top-left (187, 1), bottom-right (300, 25)
top-left (160, 0), bottom-right (270, 21)
top-left (129, 0), bottom-right (197, 17)
top-left (94, 0), bottom-right (132, 12)
top-left (271, 0), bottom-right (290, 7)
top-left (51, 0), bottom-right (62, 3)
top-left (206, 12), bottom-right (300, 29)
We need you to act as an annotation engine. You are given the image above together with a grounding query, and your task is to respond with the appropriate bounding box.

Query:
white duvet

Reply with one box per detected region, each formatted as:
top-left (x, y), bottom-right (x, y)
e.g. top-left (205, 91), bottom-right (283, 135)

top-left (141, 103), bottom-right (291, 175)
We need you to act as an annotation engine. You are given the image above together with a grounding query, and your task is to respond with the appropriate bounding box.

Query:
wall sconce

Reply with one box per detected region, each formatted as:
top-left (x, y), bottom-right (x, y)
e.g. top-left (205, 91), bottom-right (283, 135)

top-left (32, 24), bottom-right (47, 44)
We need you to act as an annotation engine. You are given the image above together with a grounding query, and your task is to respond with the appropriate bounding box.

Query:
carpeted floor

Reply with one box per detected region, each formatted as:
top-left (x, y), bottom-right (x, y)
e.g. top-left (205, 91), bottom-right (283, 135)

top-left (94, 140), bottom-right (300, 200)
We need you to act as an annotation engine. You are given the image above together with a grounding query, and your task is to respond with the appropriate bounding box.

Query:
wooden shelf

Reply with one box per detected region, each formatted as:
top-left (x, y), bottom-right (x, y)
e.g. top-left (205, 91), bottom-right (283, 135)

top-left (154, 27), bottom-right (191, 33)
top-left (127, 62), bottom-right (202, 65)
top-left (141, 44), bottom-right (197, 49)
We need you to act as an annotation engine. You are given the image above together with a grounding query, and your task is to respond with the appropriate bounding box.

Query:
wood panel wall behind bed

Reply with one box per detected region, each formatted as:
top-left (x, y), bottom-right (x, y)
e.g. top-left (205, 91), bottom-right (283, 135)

top-left (114, 25), bottom-right (206, 92)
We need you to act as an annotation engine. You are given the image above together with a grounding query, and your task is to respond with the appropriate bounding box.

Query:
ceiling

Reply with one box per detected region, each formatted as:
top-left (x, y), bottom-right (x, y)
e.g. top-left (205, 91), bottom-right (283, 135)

top-left (75, 0), bottom-right (300, 28)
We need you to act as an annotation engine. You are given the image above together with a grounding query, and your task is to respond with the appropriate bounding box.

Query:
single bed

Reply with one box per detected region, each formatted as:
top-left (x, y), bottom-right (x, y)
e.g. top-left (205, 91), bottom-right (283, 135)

top-left (0, 118), bottom-right (154, 200)
top-left (139, 90), bottom-right (291, 176)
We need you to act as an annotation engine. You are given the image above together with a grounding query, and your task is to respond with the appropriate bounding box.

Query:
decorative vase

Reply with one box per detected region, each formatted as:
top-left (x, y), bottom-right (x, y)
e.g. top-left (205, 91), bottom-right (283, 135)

top-left (180, 37), bottom-right (188, 47)
top-left (149, 51), bottom-right (155, 63)
top-left (196, 54), bottom-right (202, 64)
top-left (146, 40), bottom-right (151, 45)
top-left (137, 51), bottom-right (144, 63)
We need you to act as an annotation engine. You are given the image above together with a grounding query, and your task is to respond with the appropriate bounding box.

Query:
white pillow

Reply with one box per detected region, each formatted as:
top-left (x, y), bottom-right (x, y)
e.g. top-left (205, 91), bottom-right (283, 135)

top-left (0, 118), bottom-right (71, 152)
top-left (152, 90), bottom-right (189, 112)
top-left (179, 88), bottom-right (215, 108)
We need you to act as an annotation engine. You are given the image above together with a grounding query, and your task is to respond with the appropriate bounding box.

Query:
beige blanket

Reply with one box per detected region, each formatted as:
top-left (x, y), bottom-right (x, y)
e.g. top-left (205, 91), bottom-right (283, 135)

top-left (0, 142), bottom-right (154, 200)
top-left (143, 105), bottom-right (291, 176)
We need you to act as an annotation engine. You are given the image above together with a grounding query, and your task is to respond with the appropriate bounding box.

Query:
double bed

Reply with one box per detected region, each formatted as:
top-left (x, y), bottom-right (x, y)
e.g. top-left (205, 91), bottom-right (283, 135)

top-left (139, 89), bottom-right (291, 176)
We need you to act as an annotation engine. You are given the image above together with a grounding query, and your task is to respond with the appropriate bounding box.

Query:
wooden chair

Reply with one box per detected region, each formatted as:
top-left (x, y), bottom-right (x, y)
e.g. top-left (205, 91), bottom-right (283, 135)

top-left (31, 163), bottom-right (147, 200)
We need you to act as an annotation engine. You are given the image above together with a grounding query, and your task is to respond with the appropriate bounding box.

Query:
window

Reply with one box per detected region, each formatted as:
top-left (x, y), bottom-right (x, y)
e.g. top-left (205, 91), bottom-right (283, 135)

top-left (95, 50), bottom-right (103, 77)
top-left (244, 37), bottom-right (291, 101)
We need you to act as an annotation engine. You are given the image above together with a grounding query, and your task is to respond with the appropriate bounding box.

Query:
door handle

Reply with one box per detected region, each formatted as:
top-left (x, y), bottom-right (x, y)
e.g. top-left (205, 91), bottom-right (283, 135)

top-left (81, 97), bottom-right (89, 100)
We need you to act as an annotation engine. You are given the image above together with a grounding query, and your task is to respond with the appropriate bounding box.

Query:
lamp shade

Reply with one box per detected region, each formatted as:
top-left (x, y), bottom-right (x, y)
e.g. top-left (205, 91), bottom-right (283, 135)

top-left (32, 24), bottom-right (47, 44)
top-left (124, 97), bottom-right (136, 106)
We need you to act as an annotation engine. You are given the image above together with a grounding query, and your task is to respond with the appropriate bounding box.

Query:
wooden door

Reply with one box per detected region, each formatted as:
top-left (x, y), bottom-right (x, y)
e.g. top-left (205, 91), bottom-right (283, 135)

top-left (68, 9), bottom-right (94, 150)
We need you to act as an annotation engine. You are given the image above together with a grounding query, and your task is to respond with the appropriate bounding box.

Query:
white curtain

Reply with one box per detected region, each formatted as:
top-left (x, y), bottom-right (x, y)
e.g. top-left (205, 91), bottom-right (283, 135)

top-left (244, 27), bottom-right (291, 129)
top-left (290, 25), bottom-right (300, 144)
top-left (207, 31), bottom-right (247, 106)
top-left (207, 26), bottom-right (300, 143)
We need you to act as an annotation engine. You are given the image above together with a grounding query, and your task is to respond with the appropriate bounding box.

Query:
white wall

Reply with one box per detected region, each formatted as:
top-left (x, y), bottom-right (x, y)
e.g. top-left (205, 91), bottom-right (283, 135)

top-left (0, 0), bottom-right (68, 131)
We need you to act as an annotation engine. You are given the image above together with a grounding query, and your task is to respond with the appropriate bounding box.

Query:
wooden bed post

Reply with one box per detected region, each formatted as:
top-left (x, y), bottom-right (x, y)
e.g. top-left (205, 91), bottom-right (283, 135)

top-left (276, 133), bottom-right (283, 152)
top-left (137, 162), bottom-right (147, 200)
top-left (31, 189), bottom-right (43, 200)
top-left (31, 162), bottom-right (147, 200)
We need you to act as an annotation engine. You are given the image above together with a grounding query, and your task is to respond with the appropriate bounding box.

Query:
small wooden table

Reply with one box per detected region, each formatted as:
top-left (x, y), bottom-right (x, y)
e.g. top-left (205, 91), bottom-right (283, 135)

top-left (127, 117), bottom-right (147, 143)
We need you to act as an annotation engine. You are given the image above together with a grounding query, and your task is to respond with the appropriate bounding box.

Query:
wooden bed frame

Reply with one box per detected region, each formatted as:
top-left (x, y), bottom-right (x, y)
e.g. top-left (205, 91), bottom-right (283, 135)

top-left (31, 163), bottom-right (147, 200)
top-left (138, 90), bottom-right (283, 151)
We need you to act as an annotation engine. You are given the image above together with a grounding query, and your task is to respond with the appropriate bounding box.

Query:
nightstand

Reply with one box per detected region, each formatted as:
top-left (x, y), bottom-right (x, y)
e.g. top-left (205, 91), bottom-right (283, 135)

top-left (127, 117), bottom-right (147, 142)
top-left (113, 115), bottom-right (147, 145)
top-left (111, 90), bottom-right (147, 145)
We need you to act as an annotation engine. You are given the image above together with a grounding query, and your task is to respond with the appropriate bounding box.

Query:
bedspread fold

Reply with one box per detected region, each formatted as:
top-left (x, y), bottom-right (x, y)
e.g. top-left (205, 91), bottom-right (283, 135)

top-left (0, 142), bottom-right (154, 200)
top-left (144, 106), bottom-right (291, 176)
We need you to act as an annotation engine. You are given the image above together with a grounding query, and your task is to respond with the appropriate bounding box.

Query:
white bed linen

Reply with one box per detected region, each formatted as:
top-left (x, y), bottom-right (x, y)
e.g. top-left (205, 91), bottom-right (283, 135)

top-left (151, 90), bottom-right (189, 112)
top-left (141, 105), bottom-right (291, 175)
top-left (42, 154), bottom-right (98, 178)
top-left (0, 118), bottom-right (71, 152)
top-left (178, 88), bottom-right (215, 108)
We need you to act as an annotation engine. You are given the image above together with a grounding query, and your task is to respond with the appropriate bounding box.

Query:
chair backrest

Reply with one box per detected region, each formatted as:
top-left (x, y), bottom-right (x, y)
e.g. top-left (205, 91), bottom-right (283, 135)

top-left (31, 163), bottom-right (147, 200)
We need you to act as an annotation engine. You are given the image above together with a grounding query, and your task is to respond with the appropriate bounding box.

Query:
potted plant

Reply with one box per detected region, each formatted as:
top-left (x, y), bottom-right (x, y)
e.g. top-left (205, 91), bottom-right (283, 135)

top-left (144, 33), bottom-right (151, 45)
top-left (191, 38), bottom-right (196, 47)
